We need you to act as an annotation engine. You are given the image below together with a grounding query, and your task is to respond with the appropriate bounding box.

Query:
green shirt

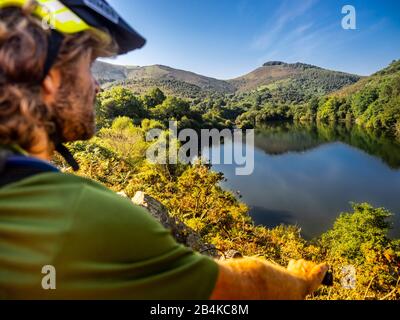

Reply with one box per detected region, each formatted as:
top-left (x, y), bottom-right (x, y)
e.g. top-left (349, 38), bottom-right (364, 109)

top-left (0, 172), bottom-right (218, 299)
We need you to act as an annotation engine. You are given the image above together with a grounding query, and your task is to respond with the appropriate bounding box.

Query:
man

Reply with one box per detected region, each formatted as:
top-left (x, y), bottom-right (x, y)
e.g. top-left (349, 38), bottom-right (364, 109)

top-left (0, 0), bottom-right (328, 299)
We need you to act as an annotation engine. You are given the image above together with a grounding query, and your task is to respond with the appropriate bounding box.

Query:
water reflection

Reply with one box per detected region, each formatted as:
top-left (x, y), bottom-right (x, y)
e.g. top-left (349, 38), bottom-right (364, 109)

top-left (255, 122), bottom-right (400, 169)
top-left (209, 122), bottom-right (400, 239)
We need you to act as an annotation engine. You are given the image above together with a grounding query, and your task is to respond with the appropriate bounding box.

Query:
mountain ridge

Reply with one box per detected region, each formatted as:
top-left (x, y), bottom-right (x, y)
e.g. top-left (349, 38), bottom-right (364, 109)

top-left (92, 61), bottom-right (236, 95)
top-left (92, 60), bottom-right (362, 98)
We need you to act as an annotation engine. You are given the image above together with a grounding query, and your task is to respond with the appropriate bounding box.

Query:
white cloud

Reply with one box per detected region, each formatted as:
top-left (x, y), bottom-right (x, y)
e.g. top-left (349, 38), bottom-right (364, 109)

top-left (251, 0), bottom-right (319, 50)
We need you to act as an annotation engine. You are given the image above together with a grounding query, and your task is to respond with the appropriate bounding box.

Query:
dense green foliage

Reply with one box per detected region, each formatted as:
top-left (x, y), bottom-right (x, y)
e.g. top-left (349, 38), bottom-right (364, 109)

top-left (104, 78), bottom-right (208, 99)
top-left (319, 203), bottom-right (400, 299)
top-left (302, 60), bottom-right (400, 135)
top-left (96, 86), bottom-right (232, 130)
top-left (96, 86), bottom-right (146, 128)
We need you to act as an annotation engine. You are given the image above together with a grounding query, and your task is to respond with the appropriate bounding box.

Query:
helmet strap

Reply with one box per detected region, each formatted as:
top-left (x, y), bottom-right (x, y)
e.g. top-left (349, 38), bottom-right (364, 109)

top-left (42, 30), bottom-right (64, 81)
top-left (0, 149), bottom-right (12, 174)
top-left (55, 143), bottom-right (80, 172)
top-left (43, 31), bottom-right (80, 172)
top-left (50, 127), bottom-right (80, 171)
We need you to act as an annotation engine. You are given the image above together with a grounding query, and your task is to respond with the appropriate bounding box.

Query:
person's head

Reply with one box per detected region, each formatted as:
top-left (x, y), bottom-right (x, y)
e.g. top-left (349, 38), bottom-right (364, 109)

top-left (0, 2), bottom-right (117, 155)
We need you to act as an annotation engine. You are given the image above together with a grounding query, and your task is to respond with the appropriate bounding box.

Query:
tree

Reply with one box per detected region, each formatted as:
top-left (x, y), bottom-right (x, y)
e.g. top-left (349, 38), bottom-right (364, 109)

top-left (309, 96), bottom-right (320, 115)
top-left (351, 88), bottom-right (379, 117)
top-left (150, 96), bottom-right (190, 122)
top-left (141, 118), bottom-right (166, 132)
top-left (98, 86), bottom-right (147, 122)
top-left (97, 117), bottom-right (146, 165)
top-left (142, 88), bottom-right (166, 109)
top-left (317, 97), bottom-right (342, 122)
top-left (320, 203), bottom-right (393, 262)
top-left (111, 116), bottom-right (135, 132)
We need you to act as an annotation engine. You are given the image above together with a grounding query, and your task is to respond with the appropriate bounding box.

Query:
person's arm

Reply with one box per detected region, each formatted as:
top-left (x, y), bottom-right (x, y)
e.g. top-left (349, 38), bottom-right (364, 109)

top-left (210, 258), bottom-right (328, 300)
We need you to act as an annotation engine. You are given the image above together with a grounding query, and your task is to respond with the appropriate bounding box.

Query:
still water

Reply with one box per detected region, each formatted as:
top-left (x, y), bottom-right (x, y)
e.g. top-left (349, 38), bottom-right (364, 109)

top-left (206, 122), bottom-right (400, 239)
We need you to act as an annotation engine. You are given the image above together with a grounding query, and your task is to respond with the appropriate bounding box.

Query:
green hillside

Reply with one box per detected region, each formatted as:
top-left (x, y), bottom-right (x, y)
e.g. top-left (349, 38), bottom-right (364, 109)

top-left (229, 61), bottom-right (360, 99)
top-left (93, 61), bottom-right (360, 102)
top-left (325, 59), bottom-right (400, 136)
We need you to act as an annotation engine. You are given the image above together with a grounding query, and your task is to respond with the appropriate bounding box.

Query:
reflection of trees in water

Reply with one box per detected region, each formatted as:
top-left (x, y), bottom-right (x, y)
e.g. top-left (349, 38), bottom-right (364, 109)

top-left (255, 122), bottom-right (400, 169)
top-left (255, 122), bottom-right (323, 155)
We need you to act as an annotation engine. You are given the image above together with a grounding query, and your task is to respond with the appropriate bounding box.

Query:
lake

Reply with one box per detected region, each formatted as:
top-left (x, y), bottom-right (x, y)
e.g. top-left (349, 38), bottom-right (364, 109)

top-left (205, 122), bottom-right (400, 239)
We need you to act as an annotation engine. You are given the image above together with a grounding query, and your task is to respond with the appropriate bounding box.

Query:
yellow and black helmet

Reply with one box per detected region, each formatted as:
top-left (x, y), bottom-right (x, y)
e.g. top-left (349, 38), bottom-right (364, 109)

top-left (0, 0), bottom-right (146, 54)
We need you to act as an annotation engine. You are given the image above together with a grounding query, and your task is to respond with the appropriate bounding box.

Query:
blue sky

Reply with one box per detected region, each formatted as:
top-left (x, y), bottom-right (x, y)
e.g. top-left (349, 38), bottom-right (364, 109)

top-left (104, 0), bottom-right (400, 79)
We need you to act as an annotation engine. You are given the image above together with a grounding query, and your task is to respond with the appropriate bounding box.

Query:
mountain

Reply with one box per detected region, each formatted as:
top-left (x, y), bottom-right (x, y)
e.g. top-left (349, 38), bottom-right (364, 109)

top-left (91, 61), bottom-right (129, 83)
top-left (92, 62), bottom-right (236, 97)
top-left (228, 61), bottom-right (361, 94)
top-left (92, 60), bottom-right (361, 100)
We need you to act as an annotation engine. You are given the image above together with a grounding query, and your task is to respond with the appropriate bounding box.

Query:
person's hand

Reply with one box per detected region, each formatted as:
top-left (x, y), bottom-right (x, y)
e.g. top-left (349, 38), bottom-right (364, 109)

top-left (287, 259), bottom-right (329, 296)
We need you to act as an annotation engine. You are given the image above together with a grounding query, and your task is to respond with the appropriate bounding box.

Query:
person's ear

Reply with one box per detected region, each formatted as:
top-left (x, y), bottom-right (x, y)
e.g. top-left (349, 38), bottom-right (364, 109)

top-left (41, 68), bottom-right (62, 105)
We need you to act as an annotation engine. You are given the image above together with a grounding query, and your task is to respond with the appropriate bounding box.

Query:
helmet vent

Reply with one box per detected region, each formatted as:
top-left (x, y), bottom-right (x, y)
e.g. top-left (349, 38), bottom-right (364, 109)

top-left (83, 0), bottom-right (119, 24)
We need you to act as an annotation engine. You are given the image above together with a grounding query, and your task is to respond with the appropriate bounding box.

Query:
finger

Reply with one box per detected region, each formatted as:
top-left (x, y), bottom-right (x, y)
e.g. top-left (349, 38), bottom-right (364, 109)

top-left (304, 263), bottom-right (329, 293)
top-left (311, 263), bottom-right (329, 283)
top-left (302, 261), bottom-right (316, 274)
top-left (288, 259), bottom-right (297, 269)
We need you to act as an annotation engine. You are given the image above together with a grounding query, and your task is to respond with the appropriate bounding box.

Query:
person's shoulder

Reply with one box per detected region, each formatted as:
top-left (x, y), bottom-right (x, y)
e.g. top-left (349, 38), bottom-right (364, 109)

top-left (5, 171), bottom-right (113, 195)
top-left (21, 172), bottom-right (169, 241)
top-left (48, 173), bottom-right (164, 230)
top-left (11, 171), bottom-right (159, 222)
top-left (42, 173), bottom-right (145, 215)
top-left (3, 171), bottom-right (140, 214)
top-left (28, 172), bottom-right (111, 190)
top-left (51, 175), bottom-right (181, 261)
